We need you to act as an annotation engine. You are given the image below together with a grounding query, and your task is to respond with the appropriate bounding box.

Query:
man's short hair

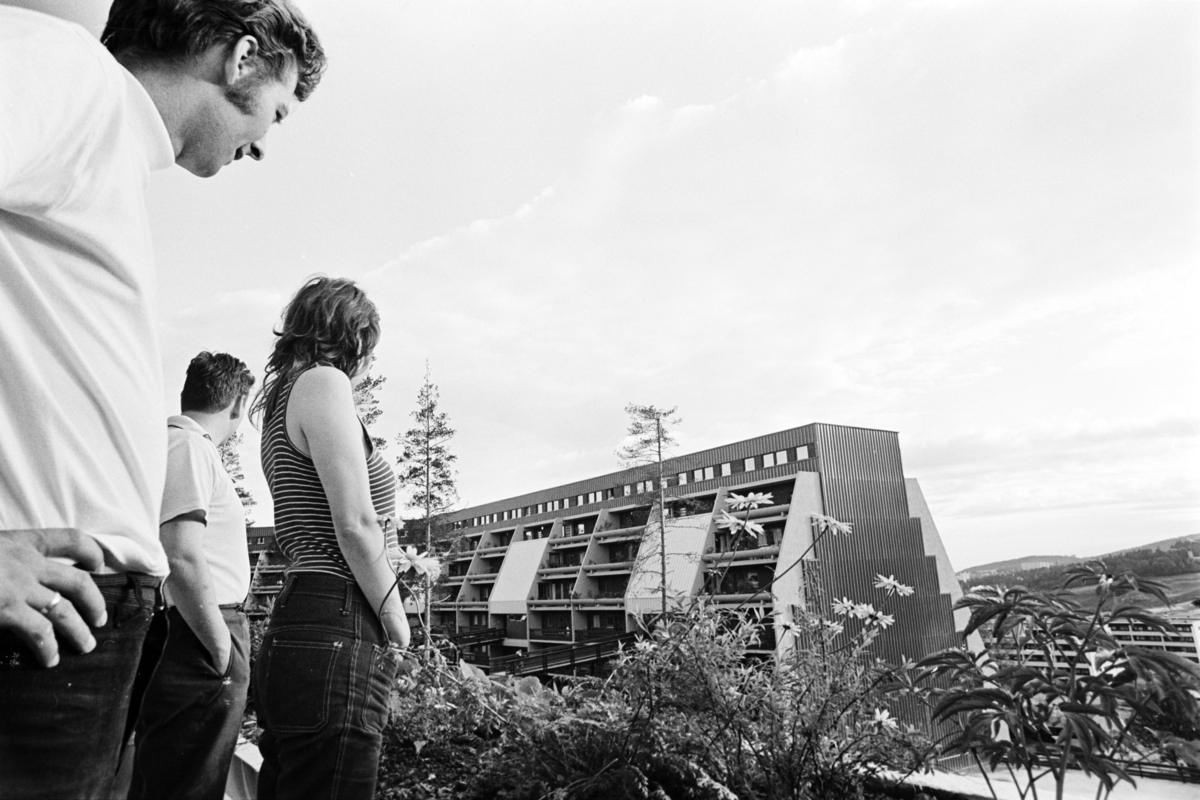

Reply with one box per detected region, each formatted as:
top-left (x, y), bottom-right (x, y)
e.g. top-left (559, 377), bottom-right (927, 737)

top-left (181, 351), bottom-right (256, 414)
top-left (101, 0), bottom-right (326, 101)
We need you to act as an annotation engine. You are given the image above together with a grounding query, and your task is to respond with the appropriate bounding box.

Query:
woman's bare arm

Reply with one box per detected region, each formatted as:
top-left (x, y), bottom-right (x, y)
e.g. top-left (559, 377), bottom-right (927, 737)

top-left (288, 366), bottom-right (410, 648)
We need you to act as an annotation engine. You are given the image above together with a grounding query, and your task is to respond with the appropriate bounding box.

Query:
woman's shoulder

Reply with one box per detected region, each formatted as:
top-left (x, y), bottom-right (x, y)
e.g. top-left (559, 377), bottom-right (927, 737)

top-left (291, 364), bottom-right (351, 395)
top-left (288, 365), bottom-right (355, 421)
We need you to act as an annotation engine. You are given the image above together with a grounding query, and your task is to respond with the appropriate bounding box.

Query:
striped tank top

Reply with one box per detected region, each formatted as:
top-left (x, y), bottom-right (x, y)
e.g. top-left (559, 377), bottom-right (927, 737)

top-left (262, 369), bottom-right (397, 580)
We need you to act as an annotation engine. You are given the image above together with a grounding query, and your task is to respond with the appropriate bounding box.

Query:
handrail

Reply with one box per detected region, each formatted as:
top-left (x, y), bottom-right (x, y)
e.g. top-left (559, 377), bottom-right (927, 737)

top-left (490, 632), bottom-right (637, 676)
top-left (446, 627), bottom-right (506, 647)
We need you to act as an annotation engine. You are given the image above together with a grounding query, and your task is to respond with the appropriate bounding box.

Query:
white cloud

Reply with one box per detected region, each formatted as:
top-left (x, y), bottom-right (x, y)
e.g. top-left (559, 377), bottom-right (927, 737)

top-left (132, 0), bottom-right (1198, 567)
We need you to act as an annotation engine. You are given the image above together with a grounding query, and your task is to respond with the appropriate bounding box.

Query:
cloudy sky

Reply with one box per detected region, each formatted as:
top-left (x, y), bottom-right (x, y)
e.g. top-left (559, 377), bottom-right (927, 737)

top-left (29, 0), bottom-right (1198, 570)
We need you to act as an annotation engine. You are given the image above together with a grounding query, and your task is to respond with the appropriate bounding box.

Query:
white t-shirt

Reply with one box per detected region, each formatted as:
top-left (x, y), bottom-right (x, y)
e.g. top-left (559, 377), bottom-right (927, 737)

top-left (161, 416), bottom-right (251, 606)
top-left (0, 7), bottom-right (175, 575)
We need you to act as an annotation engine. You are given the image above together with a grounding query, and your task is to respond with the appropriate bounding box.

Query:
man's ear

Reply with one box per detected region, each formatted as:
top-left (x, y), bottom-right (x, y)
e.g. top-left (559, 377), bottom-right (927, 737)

top-left (228, 393), bottom-right (247, 420)
top-left (223, 35), bottom-right (261, 87)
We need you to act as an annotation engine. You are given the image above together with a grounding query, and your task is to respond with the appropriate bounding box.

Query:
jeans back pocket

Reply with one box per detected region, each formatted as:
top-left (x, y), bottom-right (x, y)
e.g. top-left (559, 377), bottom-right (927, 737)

top-left (261, 638), bottom-right (343, 733)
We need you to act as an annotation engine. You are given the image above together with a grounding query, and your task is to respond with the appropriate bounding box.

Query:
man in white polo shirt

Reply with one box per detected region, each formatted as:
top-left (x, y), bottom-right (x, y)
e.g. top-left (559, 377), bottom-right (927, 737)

top-left (129, 352), bottom-right (255, 800)
top-left (0, 2), bottom-right (324, 796)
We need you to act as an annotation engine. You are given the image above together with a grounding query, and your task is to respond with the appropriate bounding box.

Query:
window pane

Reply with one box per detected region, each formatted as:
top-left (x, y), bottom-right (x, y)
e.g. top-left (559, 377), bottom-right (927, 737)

top-left (704, 466), bottom-right (715, 480)
top-left (776, 450), bottom-right (788, 464)
top-left (678, 472), bottom-right (688, 485)
top-left (763, 452), bottom-right (775, 468)
top-left (744, 457), bottom-right (755, 471)
top-left (721, 463), bottom-right (732, 477)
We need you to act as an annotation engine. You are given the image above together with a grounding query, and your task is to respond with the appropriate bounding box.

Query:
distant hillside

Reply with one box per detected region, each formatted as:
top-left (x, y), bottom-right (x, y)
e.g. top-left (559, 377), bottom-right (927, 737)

top-left (1104, 534), bottom-right (1200, 557)
top-left (958, 534), bottom-right (1200, 578)
top-left (958, 555), bottom-right (1080, 579)
top-left (957, 534), bottom-right (1200, 598)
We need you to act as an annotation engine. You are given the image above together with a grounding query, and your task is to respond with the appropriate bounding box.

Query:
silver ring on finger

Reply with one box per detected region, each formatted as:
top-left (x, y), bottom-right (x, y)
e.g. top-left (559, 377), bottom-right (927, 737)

top-left (39, 591), bottom-right (63, 616)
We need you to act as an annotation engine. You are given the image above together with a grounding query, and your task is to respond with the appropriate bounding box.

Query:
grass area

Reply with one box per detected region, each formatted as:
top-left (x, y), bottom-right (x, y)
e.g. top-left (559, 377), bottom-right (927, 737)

top-left (1061, 572), bottom-right (1200, 611)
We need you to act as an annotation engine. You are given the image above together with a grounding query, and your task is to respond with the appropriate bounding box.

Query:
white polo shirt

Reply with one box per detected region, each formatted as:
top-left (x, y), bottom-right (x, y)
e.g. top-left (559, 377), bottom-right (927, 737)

top-left (0, 7), bottom-right (175, 575)
top-left (161, 416), bottom-right (251, 606)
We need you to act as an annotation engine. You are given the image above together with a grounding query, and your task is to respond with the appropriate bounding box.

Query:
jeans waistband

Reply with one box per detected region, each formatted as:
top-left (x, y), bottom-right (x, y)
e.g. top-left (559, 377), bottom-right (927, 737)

top-left (92, 572), bottom-right (163, 627)
top-left (275, 572), bottom-right (378, 622)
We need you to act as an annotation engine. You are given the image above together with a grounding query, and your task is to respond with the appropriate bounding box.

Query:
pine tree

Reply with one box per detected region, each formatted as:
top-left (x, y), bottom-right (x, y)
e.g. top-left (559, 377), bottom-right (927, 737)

top-left (219, 432), bottom-right (256, 526)
top-left (617, 404), bottom-right (680, 616)
top-left (396, 364), bottom-right (458, 652)
top-left (353, 372), bottom-right (388, 452)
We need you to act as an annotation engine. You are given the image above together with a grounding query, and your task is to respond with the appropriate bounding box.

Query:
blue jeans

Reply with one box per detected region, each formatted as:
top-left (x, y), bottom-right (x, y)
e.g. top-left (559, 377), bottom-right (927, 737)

top-left (128, 606), bottom-right (251, 800)
top-left (256, 573), bottom-right (401, 800)
top-left (0, 573), bottom-right (162, 800)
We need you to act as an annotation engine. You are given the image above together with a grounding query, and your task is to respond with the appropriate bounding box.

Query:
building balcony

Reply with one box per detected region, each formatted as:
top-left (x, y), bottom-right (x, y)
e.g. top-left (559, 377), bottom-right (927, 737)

top-left (469, 572), bottom-right (500, 583)
top-left (461, 650), bottom-right (491, 667)
top-left (458, 600), bottom-right (488, 609)
top-left (528, 628), bottom-right (573, 642)
top-left (577, 627), bottom-right (624, 641)
top-left (703, 545), bottom-right (780, 566)
top-left (593, 525), bottom-right (646, 543)
top-left (537, 565), bottom-right (580, 577)
top-left (451, 551), bottom-right (475, 563)
top-left (583, 561), bottom-right (634, 576)
top-left (730, 503), bottom-right (791, 521)
top-left (476, 544), bottom-right (509, 556)
top-left (444, 574), bottom-right (467, 584)
top-left (708, 592), bottom-right (771, 606)
top-left (550, 533), bottom-right (591, 548)
top-left (528, 599), bottom-right (573, 609)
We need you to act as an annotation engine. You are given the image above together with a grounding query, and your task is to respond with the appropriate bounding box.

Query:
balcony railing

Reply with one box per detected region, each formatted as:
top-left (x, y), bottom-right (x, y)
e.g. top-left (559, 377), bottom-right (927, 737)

top-left (528, 599), bottom-right (573, 609)
top-left (583, 561), bottom-right (634, 574)
top-left (549, 533), bottom-right (591, 548)
top-left (447, 627), bottom-right (506, 647)
top-left (577, 627), bottom-right (624, 641)
top-left (528, 628), bottom-right (572, 641)
top-left (593, 525), bottom-right (646, 542)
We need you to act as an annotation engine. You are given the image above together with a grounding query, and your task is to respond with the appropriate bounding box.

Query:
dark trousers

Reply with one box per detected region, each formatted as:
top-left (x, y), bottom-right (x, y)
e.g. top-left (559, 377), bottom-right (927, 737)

top-left (128, 606), bottom-right (250, 800)
top-left (256, 573), bottom-right (401, 800)
top-left (0, 573), bottom-right (162, 800)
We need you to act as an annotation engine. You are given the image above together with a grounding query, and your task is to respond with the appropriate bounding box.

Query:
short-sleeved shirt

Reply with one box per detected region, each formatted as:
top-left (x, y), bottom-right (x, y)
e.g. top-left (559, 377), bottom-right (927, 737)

top-left (0, 7), bottom-right (175, 575)
top-left (161, 416), bottom-right (251, 606)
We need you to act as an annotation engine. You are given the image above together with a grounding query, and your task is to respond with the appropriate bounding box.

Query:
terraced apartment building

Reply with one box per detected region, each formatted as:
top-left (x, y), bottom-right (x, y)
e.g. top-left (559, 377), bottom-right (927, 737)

top-left (431, 422), bottom-right (970, 672)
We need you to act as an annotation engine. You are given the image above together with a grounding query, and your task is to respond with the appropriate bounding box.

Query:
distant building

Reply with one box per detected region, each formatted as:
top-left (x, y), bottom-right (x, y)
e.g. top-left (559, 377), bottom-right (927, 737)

top-left (1107, 605), bottom-right (1200, 665)
top-left (246, 525), bottom-right (286, 613)
top-left (432, 422), bottom-right (971, 673)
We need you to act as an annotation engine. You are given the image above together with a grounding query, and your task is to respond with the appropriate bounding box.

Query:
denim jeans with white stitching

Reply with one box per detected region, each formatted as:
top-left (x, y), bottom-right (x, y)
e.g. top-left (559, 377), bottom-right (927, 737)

top-left (255, 573), bottom-right (400, 800)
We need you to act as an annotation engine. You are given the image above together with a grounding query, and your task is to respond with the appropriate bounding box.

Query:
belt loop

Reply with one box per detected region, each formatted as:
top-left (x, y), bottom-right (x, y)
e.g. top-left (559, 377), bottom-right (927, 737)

top-left (277, 576), bottom-right (295, 609)
top-left (341, 581), bottom-right (354, 617)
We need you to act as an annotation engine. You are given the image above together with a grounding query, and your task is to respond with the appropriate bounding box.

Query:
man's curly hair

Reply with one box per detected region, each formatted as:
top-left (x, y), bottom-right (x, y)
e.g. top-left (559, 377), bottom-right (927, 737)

top-left (101, 0), bottom-right (325, 101)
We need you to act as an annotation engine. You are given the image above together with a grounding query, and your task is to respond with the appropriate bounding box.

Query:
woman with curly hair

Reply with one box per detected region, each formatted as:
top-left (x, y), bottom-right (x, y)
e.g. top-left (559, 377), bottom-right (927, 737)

top-left (251, 276), bottom-right (409, 799)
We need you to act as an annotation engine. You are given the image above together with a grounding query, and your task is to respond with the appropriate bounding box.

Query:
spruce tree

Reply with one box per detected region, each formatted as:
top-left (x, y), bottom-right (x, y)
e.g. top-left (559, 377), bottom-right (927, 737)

top-left (353, 372), bottom-right (388, 452)
top-left (617, 404), bottom-right (680, 617)
top-left (218, 432), bottom-right (256, 526)
top-left (396, 364), bottom-right (458, 650)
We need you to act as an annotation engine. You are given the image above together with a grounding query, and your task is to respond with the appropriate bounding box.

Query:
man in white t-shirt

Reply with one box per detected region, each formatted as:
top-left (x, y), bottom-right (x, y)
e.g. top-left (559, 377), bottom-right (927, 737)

top-left (130, 352), bottom-right (255, 800)
top-left (0, 2), bottom-right (324, 796)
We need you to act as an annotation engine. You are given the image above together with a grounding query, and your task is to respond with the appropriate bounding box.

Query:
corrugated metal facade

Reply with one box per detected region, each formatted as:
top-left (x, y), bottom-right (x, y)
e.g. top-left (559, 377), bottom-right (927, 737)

top-left (808, 425), bottom-right (960, 666)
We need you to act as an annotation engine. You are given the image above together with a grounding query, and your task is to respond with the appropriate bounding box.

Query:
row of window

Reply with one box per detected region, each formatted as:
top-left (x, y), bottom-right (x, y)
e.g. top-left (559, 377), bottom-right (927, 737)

top-left (458, 445), bottom-right (813, 529)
